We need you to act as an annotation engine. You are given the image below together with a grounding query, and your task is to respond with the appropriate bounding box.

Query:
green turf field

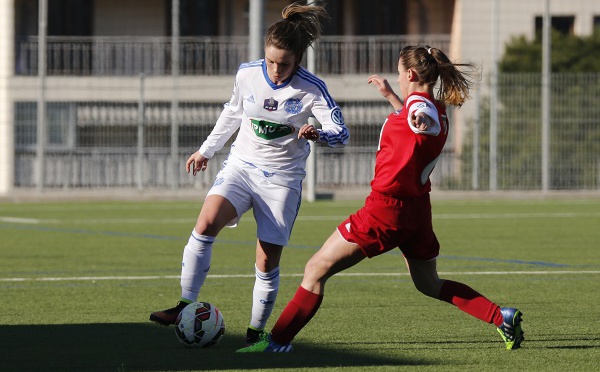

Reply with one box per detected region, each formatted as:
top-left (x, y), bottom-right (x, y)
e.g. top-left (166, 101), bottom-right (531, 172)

top-left (1, 197), bottom-right (599, 372)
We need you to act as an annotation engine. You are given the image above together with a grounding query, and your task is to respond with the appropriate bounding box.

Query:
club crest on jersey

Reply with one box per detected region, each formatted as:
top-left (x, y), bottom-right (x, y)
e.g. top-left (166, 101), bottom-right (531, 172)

top-left (331, 107), bottom-right (345, 125)
top-left (284, 98), bottom-right (303, 114)
top-left (250, 118), bottom-right (295, 140)
top-left (263, 97), bottom-right (279, 112)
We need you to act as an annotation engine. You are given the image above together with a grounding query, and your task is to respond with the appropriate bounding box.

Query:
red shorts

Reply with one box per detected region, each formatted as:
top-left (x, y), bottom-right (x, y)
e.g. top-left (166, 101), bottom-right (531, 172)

top-left (337, 190), bottom-right (440, 260)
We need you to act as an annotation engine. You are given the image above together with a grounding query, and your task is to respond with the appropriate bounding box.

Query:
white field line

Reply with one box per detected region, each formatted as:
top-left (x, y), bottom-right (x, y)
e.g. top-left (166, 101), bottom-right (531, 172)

top-left (0, 216), bottom-right (48, 224)
top-left (1, 270), bottom-right (599, 282)
top-left (2, 212), bottom-right (600, 225)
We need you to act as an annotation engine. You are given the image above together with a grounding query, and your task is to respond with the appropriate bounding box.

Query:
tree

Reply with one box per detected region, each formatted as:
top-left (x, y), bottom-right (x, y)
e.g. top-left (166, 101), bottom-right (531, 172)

top-left (457, 31), bottom-right (600, 190)
top-left (499, 31), bottom-right (600, 73)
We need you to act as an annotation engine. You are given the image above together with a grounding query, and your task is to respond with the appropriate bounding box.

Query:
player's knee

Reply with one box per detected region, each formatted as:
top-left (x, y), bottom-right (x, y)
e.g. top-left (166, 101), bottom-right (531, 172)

top-left (303, 257), bottom-right (329, 285)
top-left (194, 219), bottom-right (219, 236)
top-left (413, 279), bottom-right (442, 299)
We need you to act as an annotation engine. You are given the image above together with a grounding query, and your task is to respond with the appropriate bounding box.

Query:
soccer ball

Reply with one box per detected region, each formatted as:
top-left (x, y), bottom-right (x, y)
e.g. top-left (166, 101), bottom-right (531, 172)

top-left (175, 302), bottom-right (225, 347)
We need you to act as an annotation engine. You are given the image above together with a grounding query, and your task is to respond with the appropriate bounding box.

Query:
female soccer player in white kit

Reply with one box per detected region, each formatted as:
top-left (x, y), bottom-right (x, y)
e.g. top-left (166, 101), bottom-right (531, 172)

top-left (150, 2), bottom-right (349, 346)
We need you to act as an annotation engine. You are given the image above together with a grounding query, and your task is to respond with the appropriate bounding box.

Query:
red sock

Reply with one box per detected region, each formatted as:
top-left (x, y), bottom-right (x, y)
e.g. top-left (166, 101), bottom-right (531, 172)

top-left (439, 280), bottom-right (504, 327)
top-left (271, 286), bottom-right (323, 344)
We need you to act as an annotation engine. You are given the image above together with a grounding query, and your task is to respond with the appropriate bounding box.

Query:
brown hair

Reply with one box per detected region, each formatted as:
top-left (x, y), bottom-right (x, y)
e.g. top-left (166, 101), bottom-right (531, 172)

top-left (399, 45), bottom-right (478, 107)
top-left (264, 1), bottom-right (329, 63)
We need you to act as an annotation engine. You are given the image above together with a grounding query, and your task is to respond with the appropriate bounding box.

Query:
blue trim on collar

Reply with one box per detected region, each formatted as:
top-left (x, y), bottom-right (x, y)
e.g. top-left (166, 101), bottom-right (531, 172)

top-left (262, 60), bottom-right (294, 90)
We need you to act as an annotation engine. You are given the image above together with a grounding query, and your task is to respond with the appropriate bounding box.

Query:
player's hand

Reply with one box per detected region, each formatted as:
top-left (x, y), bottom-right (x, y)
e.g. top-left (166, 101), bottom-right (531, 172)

top-left (186, 151), bottom-right (209, 176)
top-left (368, 75), bottom-right (403, 110)
top-left (298, 124), bottom-right (319, 141)
top-left (411, 112), bottom-right (431, 131)
top-left (368, 75), bottom-right (395, 99)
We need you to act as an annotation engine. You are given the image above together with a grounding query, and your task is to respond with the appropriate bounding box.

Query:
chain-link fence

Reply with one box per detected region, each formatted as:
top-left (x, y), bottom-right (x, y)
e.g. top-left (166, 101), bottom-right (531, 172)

top-left (10, 35), bottom-right (600, 192)
top-left (12, 72), bottom-right (600, 191)
top-left (12, 75), bottom-right (394, 190)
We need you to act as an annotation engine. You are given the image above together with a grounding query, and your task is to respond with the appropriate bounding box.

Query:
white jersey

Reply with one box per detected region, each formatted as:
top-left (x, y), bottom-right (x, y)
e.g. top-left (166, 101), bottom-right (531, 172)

top-left (199, 59), bottom-right (349, 182)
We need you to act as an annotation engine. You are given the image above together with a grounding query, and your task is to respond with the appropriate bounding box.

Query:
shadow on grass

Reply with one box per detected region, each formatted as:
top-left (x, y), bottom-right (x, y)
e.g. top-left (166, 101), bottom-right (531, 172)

top-left (0, 323), bottom-right (435, 372)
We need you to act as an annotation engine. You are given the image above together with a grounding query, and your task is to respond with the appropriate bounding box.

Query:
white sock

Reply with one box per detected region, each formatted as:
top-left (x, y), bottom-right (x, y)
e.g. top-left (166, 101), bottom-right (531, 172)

top-left (249, 265), bottom-right (280, 330)
top-left (180, 230), bottom-right (214, 301)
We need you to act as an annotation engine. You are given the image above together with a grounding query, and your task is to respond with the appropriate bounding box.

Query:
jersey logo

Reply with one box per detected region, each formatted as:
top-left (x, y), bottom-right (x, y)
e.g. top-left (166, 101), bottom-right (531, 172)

top-left (331, 107), bottom-right (345, 125)
top-left (263, 97), bottom-right (279, 111)
top-left (250, 118), bottom-right (295, 140)
top-left (284, 98), bottom-right (303, 114)
top-left (245, 95), bottom-right (255, 103)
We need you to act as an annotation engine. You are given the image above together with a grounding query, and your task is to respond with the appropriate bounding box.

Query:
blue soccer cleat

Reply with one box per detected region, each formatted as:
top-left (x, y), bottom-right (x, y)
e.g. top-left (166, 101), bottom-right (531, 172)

top-left (236, 332), bottom-right (293, 353)
top-left (497, 307), bottom-right (524, 350)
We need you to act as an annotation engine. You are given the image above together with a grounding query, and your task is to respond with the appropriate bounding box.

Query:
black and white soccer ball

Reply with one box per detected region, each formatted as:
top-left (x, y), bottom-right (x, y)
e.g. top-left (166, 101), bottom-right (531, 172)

top-left (175, 302), bottom-right (225, 347)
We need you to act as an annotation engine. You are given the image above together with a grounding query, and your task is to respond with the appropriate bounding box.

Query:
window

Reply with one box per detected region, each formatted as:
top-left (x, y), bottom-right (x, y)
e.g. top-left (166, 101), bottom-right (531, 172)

top-left (167, 0), bottom-right (219, 36)
top-left (594, 16), bottom-right (600, 34)
top-left (48, 0), bottom-right (93, 36)
top-left (535, 16), bottom-right (575, 37)
top-left (355, 0), bottom-right (406, 35)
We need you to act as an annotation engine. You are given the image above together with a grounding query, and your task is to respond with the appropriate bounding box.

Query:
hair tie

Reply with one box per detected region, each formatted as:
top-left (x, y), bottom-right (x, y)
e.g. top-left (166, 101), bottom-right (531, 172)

top-left (427, 48), bottom-right (432, 54)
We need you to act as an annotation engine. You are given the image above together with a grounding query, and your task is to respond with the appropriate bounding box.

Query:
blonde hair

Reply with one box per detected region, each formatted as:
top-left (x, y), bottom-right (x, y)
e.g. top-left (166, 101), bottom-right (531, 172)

top-left (400, 45), bottom-right (478, 107)
top-left (264, 1), bottom-right (329, 63)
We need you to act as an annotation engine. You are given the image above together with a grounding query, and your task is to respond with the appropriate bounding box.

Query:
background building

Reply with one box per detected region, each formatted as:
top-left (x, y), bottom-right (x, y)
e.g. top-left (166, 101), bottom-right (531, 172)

top-left (1, 0), bottom-right (599, 196)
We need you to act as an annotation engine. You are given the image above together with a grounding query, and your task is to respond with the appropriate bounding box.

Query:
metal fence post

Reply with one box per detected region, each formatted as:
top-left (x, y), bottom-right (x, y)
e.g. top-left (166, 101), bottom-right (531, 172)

top-left (249, 0), bottom-right (264, 61)
top-left (35, 0), bottom-right (47, 192)
top-left (305, 15), bottom-right (317, 202)
top-left (137, 73), bottom-right (145, 190)
top-left (0, 0), bottom-right (15, 195)
top-left (541, 0), bottom-right (551, 192)
top-left (489, 0), bottom-right (499, 191)
top-left (472, 85), bottom-right (480, 190)
top-left (171, 0), bottom-right (180, 190)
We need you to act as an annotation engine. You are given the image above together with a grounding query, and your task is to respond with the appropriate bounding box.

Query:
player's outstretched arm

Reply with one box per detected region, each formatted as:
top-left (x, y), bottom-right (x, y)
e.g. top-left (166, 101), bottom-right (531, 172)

top-left (368, 74), bottom-right (403, 110)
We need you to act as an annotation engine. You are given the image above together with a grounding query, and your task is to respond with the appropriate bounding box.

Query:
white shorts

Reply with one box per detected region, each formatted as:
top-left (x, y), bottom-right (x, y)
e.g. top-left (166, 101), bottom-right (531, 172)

top-left (206, 159), bottom-right (303, 246)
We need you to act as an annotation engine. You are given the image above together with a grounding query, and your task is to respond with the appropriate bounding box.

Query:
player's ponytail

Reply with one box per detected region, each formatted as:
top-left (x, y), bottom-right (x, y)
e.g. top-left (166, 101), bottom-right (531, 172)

top-left (400, 45), bottom-right (478, 107)
top-left (264, 1), bottom-right (329, 64)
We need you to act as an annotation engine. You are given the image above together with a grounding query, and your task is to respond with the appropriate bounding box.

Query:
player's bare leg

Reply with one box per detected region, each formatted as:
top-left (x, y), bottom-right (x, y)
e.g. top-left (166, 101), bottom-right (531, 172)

top-left (301, 230), bottom-right (366, 295)
top-left (238, 230), bottom-right (366, 352)
top-left (405, 257), bottom-right (524, 349)
top-left (194, 194), bottom-right (238, 236)
top-left (404, 257), bottom-right (444, 298)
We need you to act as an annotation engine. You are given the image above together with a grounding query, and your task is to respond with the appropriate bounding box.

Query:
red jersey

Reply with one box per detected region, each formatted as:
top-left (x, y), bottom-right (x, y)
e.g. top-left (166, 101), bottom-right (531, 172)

top-left (370, 92), bottom-right (448, 197)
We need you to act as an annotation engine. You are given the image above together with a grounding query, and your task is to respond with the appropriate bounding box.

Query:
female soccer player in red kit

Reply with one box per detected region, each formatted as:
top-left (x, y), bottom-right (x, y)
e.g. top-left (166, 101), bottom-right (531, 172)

top-left (238, 45), bottom-right (524, 353)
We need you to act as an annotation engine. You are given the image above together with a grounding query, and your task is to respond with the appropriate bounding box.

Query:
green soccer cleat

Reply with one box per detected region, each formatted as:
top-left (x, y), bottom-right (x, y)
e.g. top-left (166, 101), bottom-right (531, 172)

top-left (236, 333), bottom-right (293, 353)
top-left (497, 307), bottom-right (524, 350)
